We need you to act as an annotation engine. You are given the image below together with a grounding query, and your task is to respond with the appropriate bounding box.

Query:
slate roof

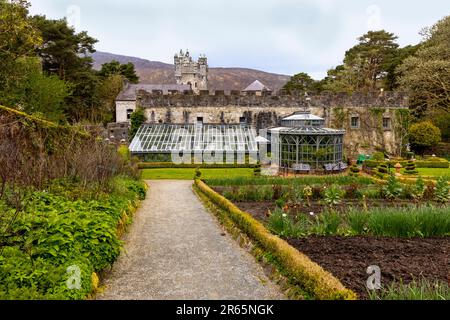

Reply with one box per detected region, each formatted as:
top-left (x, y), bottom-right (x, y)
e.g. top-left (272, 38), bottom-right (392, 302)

top-left (116, 84), bottom-right (192, 101)
top-left (242, 80), bottom-right (272, 92)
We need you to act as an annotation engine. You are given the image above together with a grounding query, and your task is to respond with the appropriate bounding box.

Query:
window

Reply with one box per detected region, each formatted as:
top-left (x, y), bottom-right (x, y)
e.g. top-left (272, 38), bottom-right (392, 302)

top-left (197, 117), bottom-right (204, 124)
top-left (126, 109), bottom-right (134, 120)
top-left (350, 116), bottom-right (360, 129)
top-left (383, 117), bottom-right (391, 130)
top-left (239, 117), bottom-right (247, 125)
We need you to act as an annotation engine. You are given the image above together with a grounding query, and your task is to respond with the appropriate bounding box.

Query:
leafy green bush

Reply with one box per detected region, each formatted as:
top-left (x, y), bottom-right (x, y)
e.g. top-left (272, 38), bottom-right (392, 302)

top-left (267, 209), bottom-right (307, 238)
top-left (409, 121), bottom-right (442, 151)
top-left (382, 175), bottom-right (403, 200)
top-left (403, 160), bottom-right (418, 175)
top-left (372, 152), bottom-right (385, 161)
top-left (323, 185), bottom-right (345, 206)
top-left (313, 211), bottom-right (341, 235)
top-left (434, 177), bottom-right (450, 203)
top-left (0, 176), bottom-right (146, 300)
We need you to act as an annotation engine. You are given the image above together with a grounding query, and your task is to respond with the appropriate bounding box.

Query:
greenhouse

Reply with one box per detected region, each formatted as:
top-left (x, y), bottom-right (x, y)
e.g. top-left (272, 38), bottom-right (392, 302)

top-left (271, 111), bottom-right (346, 173)
top-left (129, 124), bottom-right (258, 163)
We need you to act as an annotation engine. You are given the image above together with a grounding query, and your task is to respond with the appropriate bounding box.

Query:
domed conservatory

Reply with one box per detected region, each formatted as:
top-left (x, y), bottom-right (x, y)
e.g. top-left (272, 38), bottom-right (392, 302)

top-left (270, 109), bottom-right (347, 173)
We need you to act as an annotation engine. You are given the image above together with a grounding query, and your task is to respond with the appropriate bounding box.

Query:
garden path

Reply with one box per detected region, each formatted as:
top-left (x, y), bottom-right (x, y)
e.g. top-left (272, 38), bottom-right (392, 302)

top-left (97, 180), bottom-right (284, 300)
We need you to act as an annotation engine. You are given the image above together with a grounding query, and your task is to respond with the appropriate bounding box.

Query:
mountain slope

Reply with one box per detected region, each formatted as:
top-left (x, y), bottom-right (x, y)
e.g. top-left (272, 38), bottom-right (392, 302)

top-left (91, 51), bottom-right (290, 91)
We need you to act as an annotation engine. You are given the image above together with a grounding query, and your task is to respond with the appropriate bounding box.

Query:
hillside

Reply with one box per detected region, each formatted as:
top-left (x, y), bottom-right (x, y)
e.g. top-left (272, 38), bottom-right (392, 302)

top-left (91, 52), bottom-right (291, 91)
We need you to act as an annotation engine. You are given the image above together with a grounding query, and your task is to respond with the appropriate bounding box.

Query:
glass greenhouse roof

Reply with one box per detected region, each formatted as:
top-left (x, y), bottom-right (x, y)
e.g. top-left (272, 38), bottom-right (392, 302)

top-left (130, 124), bottom-right (258, 153)
top-left (270, 127), bottom-right (346, 136)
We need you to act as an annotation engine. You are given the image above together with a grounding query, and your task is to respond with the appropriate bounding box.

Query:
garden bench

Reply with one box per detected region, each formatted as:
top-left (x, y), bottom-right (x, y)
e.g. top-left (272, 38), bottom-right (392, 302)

top-left (325, 162), bottom-right (348, 172)
top-left (292, 163), bottom-right (311, 173)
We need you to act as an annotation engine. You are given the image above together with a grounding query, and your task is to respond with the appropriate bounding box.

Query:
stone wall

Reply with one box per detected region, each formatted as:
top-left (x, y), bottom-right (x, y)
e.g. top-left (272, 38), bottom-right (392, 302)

top-left (116, 91), bottom-right (409, 156)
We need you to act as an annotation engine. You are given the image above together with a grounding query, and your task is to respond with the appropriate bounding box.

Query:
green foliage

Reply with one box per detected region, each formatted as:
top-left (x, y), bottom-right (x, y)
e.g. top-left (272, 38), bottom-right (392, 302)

top-left (369, 279), bottom-right (450, 300)
top-left (205, 175), bottom-right (375, 187)
top-left (409, 121), bottom-right (442, 151)
top-left (323, 185), bottom-right (345, 206)
top-left (323, 30), bottom-right (400, 92)
top-left (282, 72), bottom-right (323, 95)
top-left (382, 174), bottom-right (403, 200)
top-left (267, 209), bottom-right (308, 238)
top-left (349, 165), bottom-right (360, 177)
top-left (434, 177), bottom-right (450, 203)
top-left (0, 176), bottom-right (146, 299)
top-left (404, 160), bottom-right (418, 175)
top-left (194, 167), bottom-right (202, 179)
top-left (0, 0), bottom-right (41, 64)
top-left (412, 176), bottom-right (426, 200)
top-left (313, 211), bottom-right (341, 235)
top-left (372, 152), bottom-right (385, 161)
top-left (118, 145), bottom-right (130, 162)
top-left (398, 15), bottom-right (450, 117)
top-left (98, 60), bottom-right (139, 84)
top-left (129, 108), bottom-right (146, 141)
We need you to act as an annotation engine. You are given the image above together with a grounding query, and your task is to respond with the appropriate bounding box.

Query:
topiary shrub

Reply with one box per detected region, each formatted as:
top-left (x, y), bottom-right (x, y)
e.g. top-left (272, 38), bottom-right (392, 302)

top-left (349, 165), bottom-right (360, 177)
top-left (377, 163), bottom-right (389, 174)
top-left (403, 160), bottom-right (418, 175)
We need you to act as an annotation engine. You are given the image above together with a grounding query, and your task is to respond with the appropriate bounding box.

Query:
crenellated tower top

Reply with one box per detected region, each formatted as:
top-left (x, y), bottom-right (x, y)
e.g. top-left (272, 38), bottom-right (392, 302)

top-left (174, 49), bottom-right (208, 93)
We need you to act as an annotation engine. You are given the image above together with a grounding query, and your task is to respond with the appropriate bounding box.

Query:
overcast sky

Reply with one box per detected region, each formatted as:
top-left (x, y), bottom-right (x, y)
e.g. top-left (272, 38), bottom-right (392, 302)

top-left (29, 0), bottom-right (449, 79)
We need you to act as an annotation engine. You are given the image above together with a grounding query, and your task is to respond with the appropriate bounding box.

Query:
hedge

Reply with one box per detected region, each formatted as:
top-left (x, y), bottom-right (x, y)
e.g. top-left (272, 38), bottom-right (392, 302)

top-left (364, 159), bottom-right (449, 169)
top-left (138, 162), bottom-right (259, 169)
top-left (194, 179), bottom-right (357, 300)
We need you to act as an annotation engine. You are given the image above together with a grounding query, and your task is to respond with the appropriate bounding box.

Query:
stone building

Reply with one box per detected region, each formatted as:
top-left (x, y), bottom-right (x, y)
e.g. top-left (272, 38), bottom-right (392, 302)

top-left (174, 49), bottom-right (208, 93)
top-left (114, 51), bottom-right (409, 157)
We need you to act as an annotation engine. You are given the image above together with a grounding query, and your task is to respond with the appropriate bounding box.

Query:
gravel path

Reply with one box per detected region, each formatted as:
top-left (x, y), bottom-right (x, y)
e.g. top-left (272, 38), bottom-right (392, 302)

top-left (97, 180), bottom-right (284, 300)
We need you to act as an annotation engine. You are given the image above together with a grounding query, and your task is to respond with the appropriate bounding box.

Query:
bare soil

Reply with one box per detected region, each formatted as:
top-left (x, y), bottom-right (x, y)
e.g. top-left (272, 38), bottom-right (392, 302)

top-left (287, 236), bottom-right (450, 299)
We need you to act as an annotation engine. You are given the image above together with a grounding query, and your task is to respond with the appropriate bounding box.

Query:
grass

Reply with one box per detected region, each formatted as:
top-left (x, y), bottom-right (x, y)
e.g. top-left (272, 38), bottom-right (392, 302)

top-left (369, 279), bottom-right (450, 300)
top-left (205, 175), bottom-right (375, 187)
top-left (141, 168), bottom-right (254, 180)
top-left (414, 168), bottom-right (450, 178)
top-left (267, 206), bottom-right (450, 238)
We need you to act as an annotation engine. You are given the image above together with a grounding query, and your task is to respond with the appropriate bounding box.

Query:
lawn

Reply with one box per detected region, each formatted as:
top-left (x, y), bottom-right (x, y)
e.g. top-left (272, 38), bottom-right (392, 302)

top-left (415, 168), bottom-right (450, 178)
top-left (141, 168), bottom-right (255, 180)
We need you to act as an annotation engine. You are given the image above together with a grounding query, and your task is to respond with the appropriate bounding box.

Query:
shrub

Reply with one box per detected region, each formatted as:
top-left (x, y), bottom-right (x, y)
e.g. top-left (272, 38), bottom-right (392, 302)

top-left (372, 152), bottom-right (385, 161)
top-left (434, 177), bottom-right (450, 203)
top-left (382, 174), bottom-right (403, 200)
top-left (412, 176), bottom-right (426, 200)
top-left (349, 165), bottom-right (360, 177)
top-left (403, 160), bottom-right (418, 175)
top-left (313, 211), bottom-right (341, 235)
top-left (409, 121), bottom-right (442, 153)
top-left (323, 185), bottom-right (345, 206)
top-left (194, 167), bottom-right (202, 179)
top-left (377, 163), bottom-right (389, 174)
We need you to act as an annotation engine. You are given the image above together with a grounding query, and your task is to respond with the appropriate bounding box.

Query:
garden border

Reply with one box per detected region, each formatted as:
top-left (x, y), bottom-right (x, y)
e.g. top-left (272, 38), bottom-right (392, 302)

top-left (194, 179), bottom-right (357, 300)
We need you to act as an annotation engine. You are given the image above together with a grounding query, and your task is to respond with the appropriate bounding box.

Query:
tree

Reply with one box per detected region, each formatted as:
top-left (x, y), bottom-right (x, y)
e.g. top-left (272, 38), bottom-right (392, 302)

top-left (282, 72), bottom-right (322, 95)
top-left (409, 121), bottom-right (441, 154)
top-left (0, 0), bottom-right (41, 63)
top-left (94, 74), bottom-right (124, 123)
top-left (398, 16), bottom-right (450, 122)
top-left (31, 15), bottom-right (100, 123)
top-left (129, 108), bottom-right (146, 141)
top-left (98, 60), bottom-right (139, 84)
top-left (324, 30), bottom-right (400, 93)
top-left (0, 57), bottom-right (70, 122)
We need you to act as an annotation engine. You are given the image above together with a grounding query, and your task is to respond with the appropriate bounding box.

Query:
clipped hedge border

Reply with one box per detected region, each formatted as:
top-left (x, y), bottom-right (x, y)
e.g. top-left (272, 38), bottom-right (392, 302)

top-left (364, 159), bottom-right (450, 169)
top-left (138, 162), bottom-right (258, 169)
top-left (194, 179), bottom-right (357, 300)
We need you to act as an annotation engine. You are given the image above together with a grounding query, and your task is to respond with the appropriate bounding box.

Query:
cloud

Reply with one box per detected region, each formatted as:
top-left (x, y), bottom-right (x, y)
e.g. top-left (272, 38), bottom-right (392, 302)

top-left (29, 0), bottom-right (450, 79)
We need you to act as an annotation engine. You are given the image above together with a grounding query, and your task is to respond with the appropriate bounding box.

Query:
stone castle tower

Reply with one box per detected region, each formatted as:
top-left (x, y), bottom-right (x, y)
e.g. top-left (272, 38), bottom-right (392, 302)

top-left (174, 49), bottom-right (208, 93)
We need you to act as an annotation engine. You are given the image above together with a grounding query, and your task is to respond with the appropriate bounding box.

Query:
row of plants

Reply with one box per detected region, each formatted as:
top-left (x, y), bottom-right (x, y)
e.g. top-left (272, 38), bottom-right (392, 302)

top-left (138, 162), bottom-right (259, 169)
top-left (0, 176), bottom-right (146, 300)
top-left (220, 175), bottom-right (449, 204)
top-left (205, 175), bottom-right (375, 187)
top-left (364, 157), bottom-right (450, 169)
top-left (267, 205), bottom-right (450, 238)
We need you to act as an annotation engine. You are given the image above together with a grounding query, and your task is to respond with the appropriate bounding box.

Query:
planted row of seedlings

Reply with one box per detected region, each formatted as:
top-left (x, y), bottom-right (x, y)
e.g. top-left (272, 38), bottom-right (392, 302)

top-left (207, 175), bottom-right (450, 300)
